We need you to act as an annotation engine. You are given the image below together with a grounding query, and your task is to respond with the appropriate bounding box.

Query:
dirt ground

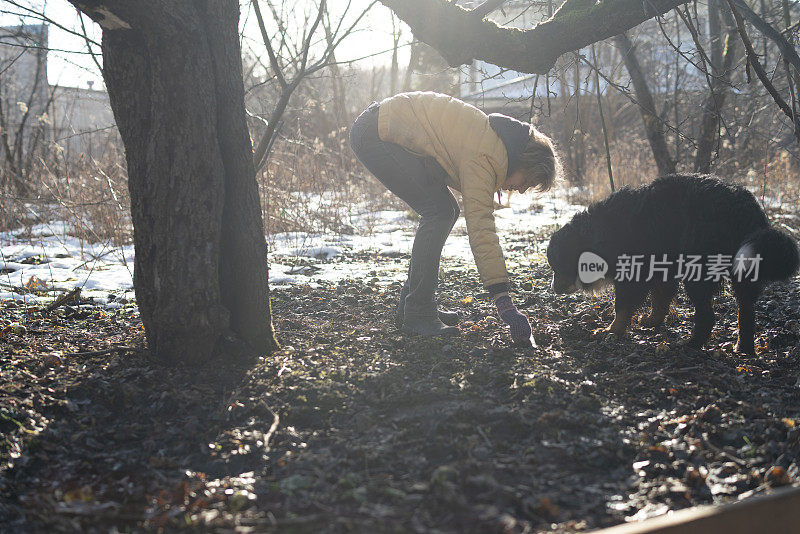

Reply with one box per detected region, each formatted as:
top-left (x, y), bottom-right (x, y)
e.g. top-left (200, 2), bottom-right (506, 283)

top-left (2, 219), bottom-right (800, 533)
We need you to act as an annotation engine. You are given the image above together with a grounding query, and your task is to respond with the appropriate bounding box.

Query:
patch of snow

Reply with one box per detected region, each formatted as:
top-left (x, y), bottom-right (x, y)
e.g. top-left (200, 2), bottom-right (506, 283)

top-left (288, 246), bottom-right (341, 259)
top-left (0, 227), bottom-right (135, 306)
top-left (0, 190), bottom-right (583, 304)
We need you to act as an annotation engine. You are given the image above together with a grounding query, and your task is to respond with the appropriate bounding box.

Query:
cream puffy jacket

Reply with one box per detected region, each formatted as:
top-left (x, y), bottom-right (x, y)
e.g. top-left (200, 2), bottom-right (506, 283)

top-left (377, 91), bottom-right (509, 288)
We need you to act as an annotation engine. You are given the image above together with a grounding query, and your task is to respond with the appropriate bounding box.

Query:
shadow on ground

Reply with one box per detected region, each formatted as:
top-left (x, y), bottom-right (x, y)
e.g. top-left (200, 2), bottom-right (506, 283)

top-left (2, 239), bottom-right (800, 532)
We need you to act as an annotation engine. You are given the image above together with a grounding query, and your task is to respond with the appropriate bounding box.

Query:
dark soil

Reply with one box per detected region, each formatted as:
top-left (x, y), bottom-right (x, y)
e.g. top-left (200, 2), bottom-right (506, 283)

top-left (2, 221), bottom-right (800, 532)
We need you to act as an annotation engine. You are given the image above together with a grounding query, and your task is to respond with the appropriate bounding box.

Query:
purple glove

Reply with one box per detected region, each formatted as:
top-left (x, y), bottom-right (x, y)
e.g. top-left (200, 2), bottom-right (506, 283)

top-left (495, 295), bottom-right (532, 344)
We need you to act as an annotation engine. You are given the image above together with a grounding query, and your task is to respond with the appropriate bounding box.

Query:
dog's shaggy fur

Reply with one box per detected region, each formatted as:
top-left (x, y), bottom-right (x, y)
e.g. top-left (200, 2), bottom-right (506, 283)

top-left (546, 174), bottom-right (799, 354)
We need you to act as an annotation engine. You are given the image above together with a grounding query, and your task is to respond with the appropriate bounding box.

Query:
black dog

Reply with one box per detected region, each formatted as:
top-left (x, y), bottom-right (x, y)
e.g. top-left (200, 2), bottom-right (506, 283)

top-left (546, 174), bottom-right (799, 354)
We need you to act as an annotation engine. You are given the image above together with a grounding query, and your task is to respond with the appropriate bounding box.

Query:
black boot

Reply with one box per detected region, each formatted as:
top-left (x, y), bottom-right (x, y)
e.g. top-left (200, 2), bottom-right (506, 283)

top-left (396, 283), bottom-right (460, 329)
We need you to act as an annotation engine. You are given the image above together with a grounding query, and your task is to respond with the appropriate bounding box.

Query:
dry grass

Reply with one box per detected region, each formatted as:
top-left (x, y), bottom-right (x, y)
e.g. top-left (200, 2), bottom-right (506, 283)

top-left (563, 138), bottom-right (800, 213)
top-left (0, 128), bottom-right (403, 255)
top-left (0, 147), bottom-right (131, 249)
top-left (2, 125), bottom-right (799, 256)
top-left (570, 139), bottom-right (659, 203)
top-left (258, 127), bottom-right (403, 244)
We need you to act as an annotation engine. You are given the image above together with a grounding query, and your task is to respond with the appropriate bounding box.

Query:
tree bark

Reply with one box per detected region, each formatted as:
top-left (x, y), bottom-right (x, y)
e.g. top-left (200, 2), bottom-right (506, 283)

top-left (781, 0), bottom-right (800, 126)
top-left (71, 0), bottom-right (278, 363)
top-left (614, 33), bottom-right (676, 176)
top-left (573, 55), bottom-right (585, 182)
top-left (708, 0), bottom-right (724, 77)
top-left (379, 0), bottom-right (692, 74)
top-left (694, 22), bottom-right (738, 173)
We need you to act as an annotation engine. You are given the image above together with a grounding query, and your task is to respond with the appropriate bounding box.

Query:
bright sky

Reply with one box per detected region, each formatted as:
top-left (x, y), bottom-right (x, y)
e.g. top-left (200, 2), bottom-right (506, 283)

top-left (0, 0), bottom-right (407, 89)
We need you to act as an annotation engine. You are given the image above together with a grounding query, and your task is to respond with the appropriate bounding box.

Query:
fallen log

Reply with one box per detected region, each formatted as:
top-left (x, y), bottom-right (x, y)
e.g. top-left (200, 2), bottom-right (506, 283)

top-left (595, 485), bottom-right (800, 534)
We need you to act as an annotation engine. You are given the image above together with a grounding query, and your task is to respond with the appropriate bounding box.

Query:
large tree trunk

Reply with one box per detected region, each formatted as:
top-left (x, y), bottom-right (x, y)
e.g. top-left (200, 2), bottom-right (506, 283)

top-left (614, 33), bottom-right (676, 176)
top-left (72, 1), bottom-right (278, 364)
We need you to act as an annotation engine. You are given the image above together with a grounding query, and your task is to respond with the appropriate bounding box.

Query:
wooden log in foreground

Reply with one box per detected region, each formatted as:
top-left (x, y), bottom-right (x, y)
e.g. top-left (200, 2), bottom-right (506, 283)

top-left (594, 486), bottom-right (800, 534)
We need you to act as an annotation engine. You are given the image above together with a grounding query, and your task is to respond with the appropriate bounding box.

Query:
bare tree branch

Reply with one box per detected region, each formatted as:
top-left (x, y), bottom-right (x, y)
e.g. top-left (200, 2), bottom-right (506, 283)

top-left (676, 7), bottom-right (715, 90)
top-left (655, 13), bottom-right (707, 75)
top-left (728, 0), bottom-right (800, 74)
top-left (727, 1), bottom-right (795, 123)
top-left (77, 9), bottom-right (103, 74)
top-left (579, 53), bottom-right (695, 147)
top-left (251, 0), bottom-right (375, 169)
top-left (3, 0), bottom-right (101, 47)
top-left (318, 1), bottom-right (378, 65)
top-left (299, 0), bottom-right (326, 74)
top-left (252, 0), bottom-right (287, 89)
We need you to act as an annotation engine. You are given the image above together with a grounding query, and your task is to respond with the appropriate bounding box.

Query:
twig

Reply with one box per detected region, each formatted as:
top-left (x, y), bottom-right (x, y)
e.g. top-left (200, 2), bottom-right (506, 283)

top-left (64, 346), bottom-right (144, 358)
top-left (579, 53), bottom-right (695, 147)
top-left (43, 287), bottom-right (81, 313)
top-left (77, 9), bottom-right (103, 74)
top-left (528, 73), bottom-right (540, 122)
top-left (263, 404), bottom-right (280, 450)
top-left (299, 0), bottom-right (326, 74)
top-left (701, 432), bottom-right (748, 466)
top-left (677, 6), bottom-right (718, 118)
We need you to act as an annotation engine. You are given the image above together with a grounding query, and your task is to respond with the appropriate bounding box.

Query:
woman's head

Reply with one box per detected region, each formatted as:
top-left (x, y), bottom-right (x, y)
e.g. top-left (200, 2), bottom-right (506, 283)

top-left (506, 128), bottom-right (560, 193)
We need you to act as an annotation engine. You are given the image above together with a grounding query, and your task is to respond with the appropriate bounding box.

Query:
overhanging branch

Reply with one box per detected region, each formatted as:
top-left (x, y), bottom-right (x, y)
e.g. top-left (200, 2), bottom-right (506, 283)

top-left (379, 0), bottom-right (692, 74)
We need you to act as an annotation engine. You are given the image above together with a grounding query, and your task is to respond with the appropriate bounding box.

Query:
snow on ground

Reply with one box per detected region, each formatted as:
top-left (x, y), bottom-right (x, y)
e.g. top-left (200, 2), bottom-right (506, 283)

top-left (0, 221), bottom-right (135, 305)
top-left (267, 191), bottom-right (582, 287)
top-left (0, 191), bottom-right (584, 305)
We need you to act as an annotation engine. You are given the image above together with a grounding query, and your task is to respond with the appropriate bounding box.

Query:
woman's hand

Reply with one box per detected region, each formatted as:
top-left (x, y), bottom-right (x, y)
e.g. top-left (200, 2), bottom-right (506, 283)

top-left (495, 295), bottom-right (532, 345)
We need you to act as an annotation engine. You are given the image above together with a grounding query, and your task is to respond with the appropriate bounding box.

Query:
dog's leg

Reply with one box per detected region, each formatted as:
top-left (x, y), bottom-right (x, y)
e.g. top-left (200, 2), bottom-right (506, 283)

top-left (731, 281), bottom-right (761, 355)
top-left (607, 283), bottom-right (648, 337)
top-left (684, 282), bottom-right (716, 349)
top-left (641, 280), bottom-right (678, 328)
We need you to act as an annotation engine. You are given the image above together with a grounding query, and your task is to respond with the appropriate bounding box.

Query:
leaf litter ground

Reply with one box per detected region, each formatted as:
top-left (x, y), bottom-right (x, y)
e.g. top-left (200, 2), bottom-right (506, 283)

top-left (2, 221), bottom-right (800, 532)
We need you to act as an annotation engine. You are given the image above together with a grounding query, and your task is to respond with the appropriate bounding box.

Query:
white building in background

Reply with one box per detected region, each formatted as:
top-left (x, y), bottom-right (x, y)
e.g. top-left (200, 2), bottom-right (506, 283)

top-left (456, 1), bottom-right (550, 110)
top-left (455, 1), bottom-right (710, 112)
top-left (0, 23), bottom-right (116, 162)
top-left (51, 84), bottom-right (115, 160)
top-left (0, 24), bottom-right (50, 141)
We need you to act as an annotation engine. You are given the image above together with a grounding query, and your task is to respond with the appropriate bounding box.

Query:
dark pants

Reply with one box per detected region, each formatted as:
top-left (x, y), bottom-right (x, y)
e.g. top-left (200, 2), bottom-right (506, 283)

top-left (349, 103), bottom-right (459, 317)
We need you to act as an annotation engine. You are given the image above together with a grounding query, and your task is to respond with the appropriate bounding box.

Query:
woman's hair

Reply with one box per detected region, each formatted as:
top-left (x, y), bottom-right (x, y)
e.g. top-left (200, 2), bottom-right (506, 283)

top-left (516, 128), bottom-right (560, 192)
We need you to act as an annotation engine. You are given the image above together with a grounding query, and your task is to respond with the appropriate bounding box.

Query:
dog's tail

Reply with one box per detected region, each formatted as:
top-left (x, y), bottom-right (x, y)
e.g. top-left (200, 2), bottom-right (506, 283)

top-left (734, 227), bottom-right (799, 282)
